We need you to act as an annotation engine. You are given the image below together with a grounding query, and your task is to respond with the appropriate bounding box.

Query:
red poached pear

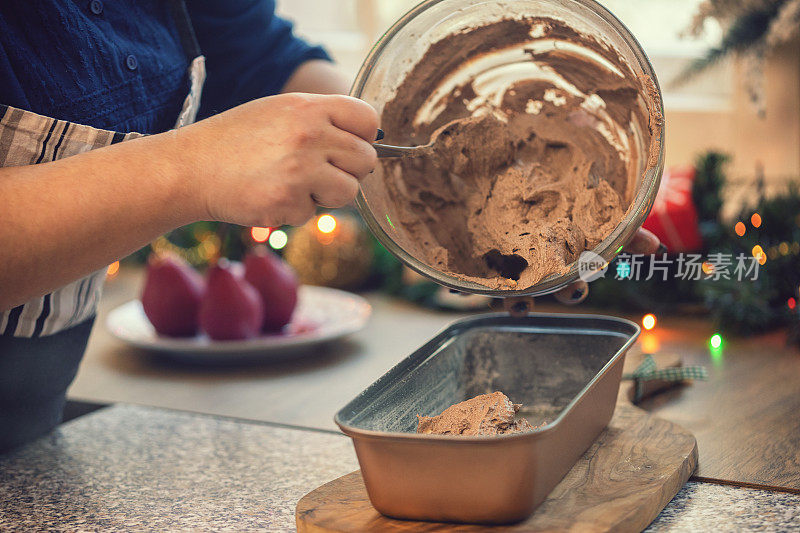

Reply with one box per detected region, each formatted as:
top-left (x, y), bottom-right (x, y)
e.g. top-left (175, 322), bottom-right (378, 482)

top-left (200, 259), bottom-right (264, 340)
top-left (141, 254), bottom-right (205, 337)
top-left (244, 247), bottom-right (299, 332)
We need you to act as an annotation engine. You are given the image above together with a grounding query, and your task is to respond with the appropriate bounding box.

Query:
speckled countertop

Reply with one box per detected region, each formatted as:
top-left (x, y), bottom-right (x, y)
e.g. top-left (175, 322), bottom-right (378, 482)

top-left (1, 405), bottom-right (798, 532)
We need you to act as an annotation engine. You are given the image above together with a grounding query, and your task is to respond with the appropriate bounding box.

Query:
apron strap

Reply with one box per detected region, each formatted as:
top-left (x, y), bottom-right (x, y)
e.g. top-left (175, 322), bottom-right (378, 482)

top-left (170, 0), bottom-right (202, 59)
top-left (169, 0), bottom-right (206, 128)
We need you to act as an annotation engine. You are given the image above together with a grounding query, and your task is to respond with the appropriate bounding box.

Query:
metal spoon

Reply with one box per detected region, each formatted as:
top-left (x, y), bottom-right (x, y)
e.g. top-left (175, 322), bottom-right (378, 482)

top-left (372, 128), bottom-right (435, 159)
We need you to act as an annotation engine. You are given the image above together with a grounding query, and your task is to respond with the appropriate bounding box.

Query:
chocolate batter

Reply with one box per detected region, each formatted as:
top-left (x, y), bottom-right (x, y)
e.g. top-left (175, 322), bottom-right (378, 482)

top-left (377, 17), bottom-right (661, 289)
top-left (417, 391), bottom-right (535, 436)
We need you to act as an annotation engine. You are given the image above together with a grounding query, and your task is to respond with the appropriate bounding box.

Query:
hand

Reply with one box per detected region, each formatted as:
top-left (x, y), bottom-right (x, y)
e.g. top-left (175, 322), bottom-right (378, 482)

top-left (173, 93), bottom-right (379, 227)
top-left (553, 227), bottom-right (662, 305)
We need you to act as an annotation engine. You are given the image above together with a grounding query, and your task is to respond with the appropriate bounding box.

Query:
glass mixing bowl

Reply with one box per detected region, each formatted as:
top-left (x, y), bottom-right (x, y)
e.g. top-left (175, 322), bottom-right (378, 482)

top-left (352, 0), bottom-right (664, 297)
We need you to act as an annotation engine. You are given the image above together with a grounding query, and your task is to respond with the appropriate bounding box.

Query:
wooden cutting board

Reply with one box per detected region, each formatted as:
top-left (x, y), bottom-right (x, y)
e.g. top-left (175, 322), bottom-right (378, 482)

top-left (296, 404), bottom-right (697, 532)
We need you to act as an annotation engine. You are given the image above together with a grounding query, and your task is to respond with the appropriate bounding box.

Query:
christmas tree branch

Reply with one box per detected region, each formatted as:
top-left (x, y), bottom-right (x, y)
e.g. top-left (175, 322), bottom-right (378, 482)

top-left (671, 1), bottom-right (783, 87)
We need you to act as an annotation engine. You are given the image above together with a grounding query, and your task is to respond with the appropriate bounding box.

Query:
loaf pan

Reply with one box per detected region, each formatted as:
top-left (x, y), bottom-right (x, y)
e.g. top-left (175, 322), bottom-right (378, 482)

top-left (335, 312), bottom-right (640, 524)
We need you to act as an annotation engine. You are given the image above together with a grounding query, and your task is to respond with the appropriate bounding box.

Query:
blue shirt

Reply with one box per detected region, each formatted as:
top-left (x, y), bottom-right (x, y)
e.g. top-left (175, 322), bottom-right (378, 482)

top-left (0, 0), bottom-right (330, 134)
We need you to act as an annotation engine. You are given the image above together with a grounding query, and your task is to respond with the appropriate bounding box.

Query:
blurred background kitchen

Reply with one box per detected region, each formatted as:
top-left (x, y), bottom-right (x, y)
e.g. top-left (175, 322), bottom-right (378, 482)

top-left (73, 0), bottom-right (798, 491)
top-left (106, 0), bottom-right (799, 334)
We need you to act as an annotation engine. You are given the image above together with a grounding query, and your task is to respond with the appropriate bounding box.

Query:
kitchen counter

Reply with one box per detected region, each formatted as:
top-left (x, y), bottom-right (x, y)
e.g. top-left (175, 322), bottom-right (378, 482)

top-left (71, 269), bottom-right (800, 491)
top-left (1, 405), bottom-right (797, 531)
top-left (69, 269), bottom-right (472, 431)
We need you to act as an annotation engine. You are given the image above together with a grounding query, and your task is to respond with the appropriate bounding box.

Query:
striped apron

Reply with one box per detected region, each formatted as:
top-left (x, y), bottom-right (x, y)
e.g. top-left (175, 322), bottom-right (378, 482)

top-left (0, 0), bottom-right (204, 452)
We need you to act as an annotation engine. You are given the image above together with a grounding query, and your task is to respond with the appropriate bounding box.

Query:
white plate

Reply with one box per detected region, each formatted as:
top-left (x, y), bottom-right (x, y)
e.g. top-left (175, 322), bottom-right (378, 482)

top-left (105, 285), bottom-right (371, 362)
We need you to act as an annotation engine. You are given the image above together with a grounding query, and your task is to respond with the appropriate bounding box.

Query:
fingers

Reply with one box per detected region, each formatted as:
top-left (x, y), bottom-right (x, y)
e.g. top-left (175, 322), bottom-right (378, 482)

top-left (624, 228), bottom-right (661, 255)
top-left (502, 297), bottom-right (535, 317)
top-left (269, 173), bottom-right (352, 227)
top-left (324, 95), bottom-right (380, 142)
top-left (242, 93), bottom-right (380, 227)
top-left (310, 164), bottom-right (360, 208)
top-left (554, 281), bottom-right (589, 305)
top-left (326, 129), bottom-right (377, 179)
top-left (282, 194), bottom-right (317, 227)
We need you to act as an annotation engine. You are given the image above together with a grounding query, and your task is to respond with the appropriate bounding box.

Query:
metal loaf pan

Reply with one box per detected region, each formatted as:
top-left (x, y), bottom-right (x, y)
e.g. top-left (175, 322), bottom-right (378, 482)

top-left (335, 312), bottom-right (640, 524)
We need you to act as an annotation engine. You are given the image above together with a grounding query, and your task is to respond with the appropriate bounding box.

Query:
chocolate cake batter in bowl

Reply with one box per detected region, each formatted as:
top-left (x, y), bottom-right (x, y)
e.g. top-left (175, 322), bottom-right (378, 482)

top-left (353, 0), bottom-right (664, 296)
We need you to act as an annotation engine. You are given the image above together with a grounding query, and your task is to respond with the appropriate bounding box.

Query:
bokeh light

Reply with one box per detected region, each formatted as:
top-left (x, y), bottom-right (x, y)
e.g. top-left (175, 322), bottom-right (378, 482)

top-left (710, 333), bottom-right (722, 349)
top-left (751, 213), bottom-right (762, 228)
top-left (251, 227), bottom-right (271, 242)
top-left (734, 222), bottom-right (746, 236)
top-left (199, 236), bottom-right (220, 261)
top-left (317, 214), bottom-right (337, 234)
top-left (268, 229), bottom-right (288, 250)
top-left (702, 261), bottom-right (714, 275)
top-left (709, 333), bottom-right (724, 364)
top-left (752, 245), bottom-right (766, 265)
top-left (778, 242), bottom-right (789, 255)
top-left (640, 331), bottom-right (660, 354)
top-left (789, 297), bottom-right (797, 310)
top-left (106, 261), bottom-right (120, 278)
top-left (642, 313), bottom-right (656, 330)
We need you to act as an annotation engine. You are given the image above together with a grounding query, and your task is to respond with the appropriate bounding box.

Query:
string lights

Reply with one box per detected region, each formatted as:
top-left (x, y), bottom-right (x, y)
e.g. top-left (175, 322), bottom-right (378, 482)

top-left (317, 214), bottom-right (337, 234)
top-left (709, 333), bottom-right (724, 364)
top-left (709, 333), bottom-right (723, 349)
top-left (751, 244), bottom-right (766, 265)
top-left (251, 227), bottom-right (271, 243)
top-left (735, 212), bottom-right (800, 262)
top-left (151, 232), bottom-right (220, 266)
top-left (106, 261), bottom-right (120, 278)
top-left (268, 229), bottom-right (288, 250)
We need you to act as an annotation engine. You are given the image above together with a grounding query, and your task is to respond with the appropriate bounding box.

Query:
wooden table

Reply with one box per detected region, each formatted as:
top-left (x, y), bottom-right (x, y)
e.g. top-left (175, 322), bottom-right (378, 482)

top-left (69, 267), bottom-right (800, 493)
top-left (631, 324), bottom-right (800, 492)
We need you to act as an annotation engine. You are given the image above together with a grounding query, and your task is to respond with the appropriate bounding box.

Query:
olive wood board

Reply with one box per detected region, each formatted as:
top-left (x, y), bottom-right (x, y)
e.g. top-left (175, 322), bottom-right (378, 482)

top-left (296, 403), bottom-right (698, 532)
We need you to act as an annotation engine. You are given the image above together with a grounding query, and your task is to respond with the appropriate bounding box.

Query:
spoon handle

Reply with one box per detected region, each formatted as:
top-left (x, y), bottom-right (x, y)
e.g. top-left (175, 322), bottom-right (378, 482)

top-left (372, 130), bottom-right (430, 158)
top-left (373, 143), bottom-right (417, 158)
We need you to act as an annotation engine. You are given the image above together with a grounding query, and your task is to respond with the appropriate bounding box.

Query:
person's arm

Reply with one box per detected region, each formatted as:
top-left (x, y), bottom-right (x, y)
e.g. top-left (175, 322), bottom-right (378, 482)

top-left (0, 93), bottom-right (378, 311)
top-left (281, 59), bottom-right (350, 95)
top-left (0, 132), bottom-right (193, 311)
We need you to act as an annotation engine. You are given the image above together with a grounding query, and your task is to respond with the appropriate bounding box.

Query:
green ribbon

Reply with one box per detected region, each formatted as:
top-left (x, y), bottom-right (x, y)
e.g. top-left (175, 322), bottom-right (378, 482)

top-left (623, 354), bottom-right (708, 402)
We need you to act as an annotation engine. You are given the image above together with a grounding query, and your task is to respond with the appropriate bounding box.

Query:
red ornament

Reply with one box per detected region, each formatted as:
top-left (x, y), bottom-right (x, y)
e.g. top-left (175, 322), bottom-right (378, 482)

top-left (643, 165), bottom-right (703, 252)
